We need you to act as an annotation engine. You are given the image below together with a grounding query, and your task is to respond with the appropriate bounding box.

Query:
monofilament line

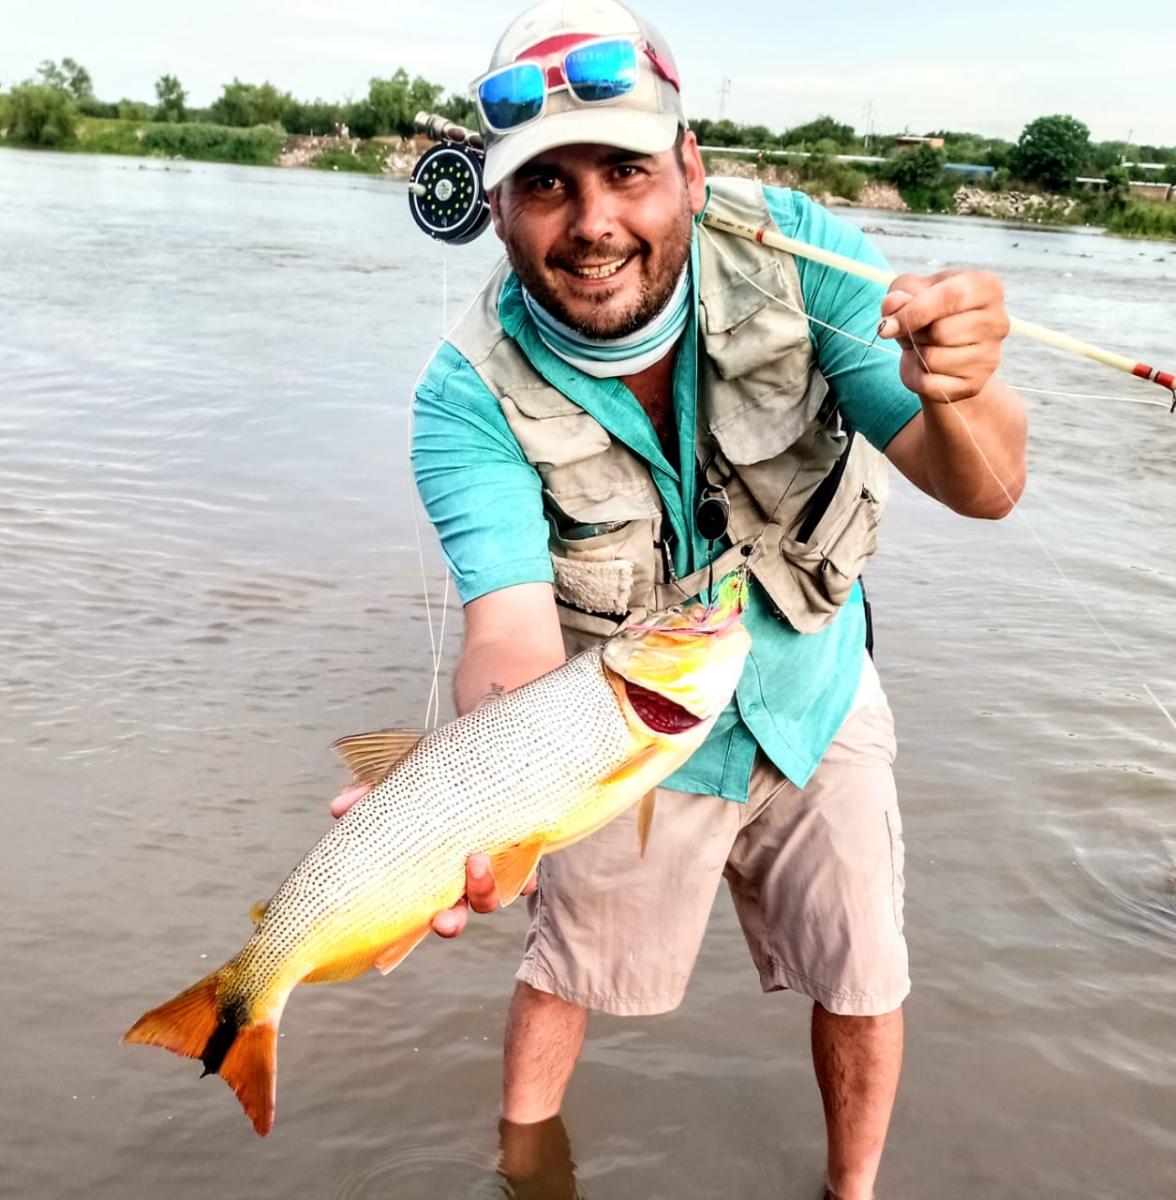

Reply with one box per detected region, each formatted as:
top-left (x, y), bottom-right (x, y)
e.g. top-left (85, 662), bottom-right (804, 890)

top-left (413, 245), bottom-right (513, 728)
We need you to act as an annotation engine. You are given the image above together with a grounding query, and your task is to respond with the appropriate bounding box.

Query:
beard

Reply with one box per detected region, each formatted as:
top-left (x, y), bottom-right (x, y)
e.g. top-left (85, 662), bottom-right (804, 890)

top-left (507, 192), bottom-right (694, 340)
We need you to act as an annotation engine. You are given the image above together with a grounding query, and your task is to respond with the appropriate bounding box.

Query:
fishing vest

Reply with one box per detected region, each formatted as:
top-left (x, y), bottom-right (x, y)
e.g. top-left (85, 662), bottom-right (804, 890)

top-left (446, 176), bottom-right (889, 654)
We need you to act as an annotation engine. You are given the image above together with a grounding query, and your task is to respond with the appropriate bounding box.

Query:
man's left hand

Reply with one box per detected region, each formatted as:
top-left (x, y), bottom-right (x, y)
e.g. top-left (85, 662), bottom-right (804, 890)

top-left (878, 270), bottom-right (1011, 405)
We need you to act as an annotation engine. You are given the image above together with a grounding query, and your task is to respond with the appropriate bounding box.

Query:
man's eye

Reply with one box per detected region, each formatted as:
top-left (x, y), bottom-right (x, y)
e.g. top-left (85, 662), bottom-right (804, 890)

top-left (532, 174), bottom-right (560, 191)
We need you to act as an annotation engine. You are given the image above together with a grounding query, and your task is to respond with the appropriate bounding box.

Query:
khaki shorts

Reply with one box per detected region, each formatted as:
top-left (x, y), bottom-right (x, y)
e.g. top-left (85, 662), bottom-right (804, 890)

top-left (516, 655), bottom-right (909, 1018)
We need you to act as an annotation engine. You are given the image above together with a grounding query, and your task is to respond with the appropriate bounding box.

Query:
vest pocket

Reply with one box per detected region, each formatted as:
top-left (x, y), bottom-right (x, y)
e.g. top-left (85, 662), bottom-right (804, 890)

top-left (502, 387), bottom-right (662, 524)
top-left (778, 483), bottom-right (882, 614)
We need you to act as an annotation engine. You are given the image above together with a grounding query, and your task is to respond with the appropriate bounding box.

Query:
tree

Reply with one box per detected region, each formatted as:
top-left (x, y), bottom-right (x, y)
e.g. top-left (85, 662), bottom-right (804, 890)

top-left (209, 79), bottom-right (289, 128)
top-left (61, 57), bottom-right (93, 99)
top-left (781, 114), bottom-right (856, 150)
top-left (365, 69), bottom-right (443, 136)
top-left (154, 74), bottom-right (187, 123)
top-left (280, 97), bottom-right (345, 135)
top-left (1010, 114), bottom-right (1091, 192)
top-left (36, 57), bottom-right (92, 99)
top-left (1101, 164), bottom-right (1131, 211)
top-left (6, 82), bottom-right (77, 147)
top-left (886, 142), bottom-right (946, 190)
top-left (435, 92), bottom-right (477, 130)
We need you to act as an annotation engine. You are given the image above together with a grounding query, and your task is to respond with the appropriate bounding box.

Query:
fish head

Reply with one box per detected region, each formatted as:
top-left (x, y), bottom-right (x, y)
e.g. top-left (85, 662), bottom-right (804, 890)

top-left (602, 572), bottom-right (752, 739)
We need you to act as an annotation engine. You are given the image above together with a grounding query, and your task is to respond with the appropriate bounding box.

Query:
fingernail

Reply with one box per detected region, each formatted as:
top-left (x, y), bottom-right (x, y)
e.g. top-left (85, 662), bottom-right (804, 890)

top-left (470, 858), bottom-right (485, 880)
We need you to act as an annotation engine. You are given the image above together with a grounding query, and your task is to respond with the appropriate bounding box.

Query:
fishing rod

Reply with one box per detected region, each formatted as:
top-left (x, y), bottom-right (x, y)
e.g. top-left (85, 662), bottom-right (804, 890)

top-left (406, 113), bottom-right (1176, 411)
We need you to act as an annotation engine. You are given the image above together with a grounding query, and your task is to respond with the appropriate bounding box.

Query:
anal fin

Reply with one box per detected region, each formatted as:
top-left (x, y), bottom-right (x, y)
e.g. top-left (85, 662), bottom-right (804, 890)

top-left (302, 926), bottom-right (432, 984)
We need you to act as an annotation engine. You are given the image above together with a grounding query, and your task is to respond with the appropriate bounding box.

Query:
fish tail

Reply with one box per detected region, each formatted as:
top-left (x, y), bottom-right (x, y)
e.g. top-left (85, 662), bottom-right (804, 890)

top-left (123, 968), bottom-right (280, 1137)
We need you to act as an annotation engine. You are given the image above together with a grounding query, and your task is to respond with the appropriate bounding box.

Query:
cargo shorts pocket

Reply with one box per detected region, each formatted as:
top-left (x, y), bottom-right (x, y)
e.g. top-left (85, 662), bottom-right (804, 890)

top-left (885, 808), bottom-right (906, 932)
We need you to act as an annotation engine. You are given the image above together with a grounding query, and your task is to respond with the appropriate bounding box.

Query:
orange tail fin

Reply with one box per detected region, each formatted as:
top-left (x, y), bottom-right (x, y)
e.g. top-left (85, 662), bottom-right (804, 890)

top-left (123, 972), bottom-right (279, 1137)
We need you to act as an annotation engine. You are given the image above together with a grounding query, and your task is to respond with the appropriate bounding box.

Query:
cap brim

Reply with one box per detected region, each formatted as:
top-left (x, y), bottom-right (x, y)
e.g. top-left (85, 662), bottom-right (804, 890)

top-left (483, 108), bottom-right (680, 190)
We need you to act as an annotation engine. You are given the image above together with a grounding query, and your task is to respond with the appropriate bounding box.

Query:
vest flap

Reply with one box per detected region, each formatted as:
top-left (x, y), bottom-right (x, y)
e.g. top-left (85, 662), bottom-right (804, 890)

top-left (699, 257), bottom-right (788, 335)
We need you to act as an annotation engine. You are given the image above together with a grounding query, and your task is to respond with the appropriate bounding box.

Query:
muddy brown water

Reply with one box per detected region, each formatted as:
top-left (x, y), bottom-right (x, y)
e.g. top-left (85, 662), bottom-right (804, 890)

top-left (1, 149), bottom-right (1173, 1199)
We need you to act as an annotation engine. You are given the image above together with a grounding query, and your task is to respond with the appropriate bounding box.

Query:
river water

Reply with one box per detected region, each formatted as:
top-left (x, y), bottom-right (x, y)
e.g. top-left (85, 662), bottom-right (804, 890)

top-left (1, 149), bottom-right (1172, 1199)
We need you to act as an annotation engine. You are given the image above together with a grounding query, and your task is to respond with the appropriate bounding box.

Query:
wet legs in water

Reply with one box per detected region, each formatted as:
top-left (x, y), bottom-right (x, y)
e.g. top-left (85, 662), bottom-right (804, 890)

top-left (501, 982), bottom-right (903, 1199)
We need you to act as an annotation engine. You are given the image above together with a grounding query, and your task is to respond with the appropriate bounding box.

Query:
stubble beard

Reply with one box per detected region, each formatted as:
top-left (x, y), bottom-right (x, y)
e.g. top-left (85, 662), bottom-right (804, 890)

top-left (508, 193), bottom-right (693, 340)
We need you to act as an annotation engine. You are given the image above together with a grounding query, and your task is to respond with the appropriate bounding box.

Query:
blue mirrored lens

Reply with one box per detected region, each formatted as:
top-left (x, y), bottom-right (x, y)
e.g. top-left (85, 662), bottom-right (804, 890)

top-left (564, 39), bottom-right (638, 102)
top-left (478, 63), bottom-right (545, 130)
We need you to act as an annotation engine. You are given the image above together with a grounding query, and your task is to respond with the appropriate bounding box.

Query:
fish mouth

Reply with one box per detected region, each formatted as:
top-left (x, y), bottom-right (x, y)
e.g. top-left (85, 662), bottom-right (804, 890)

top-left (623, 680), bottom-right (702, 735)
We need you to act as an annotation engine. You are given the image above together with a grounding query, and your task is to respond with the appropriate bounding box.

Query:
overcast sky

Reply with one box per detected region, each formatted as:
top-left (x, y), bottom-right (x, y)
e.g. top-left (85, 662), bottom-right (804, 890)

top-left (5, 0), bottom-right (1173, 147)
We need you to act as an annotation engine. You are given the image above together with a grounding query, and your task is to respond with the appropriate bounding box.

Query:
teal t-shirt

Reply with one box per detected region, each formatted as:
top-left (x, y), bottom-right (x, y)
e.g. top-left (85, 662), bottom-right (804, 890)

top-left (411, 186), bottom-right (920, 798)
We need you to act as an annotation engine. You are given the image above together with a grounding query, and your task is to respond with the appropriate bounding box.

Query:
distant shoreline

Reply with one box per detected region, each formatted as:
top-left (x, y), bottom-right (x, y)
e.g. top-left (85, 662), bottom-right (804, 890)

top-left (4, 131), bottom-right (1174, 242)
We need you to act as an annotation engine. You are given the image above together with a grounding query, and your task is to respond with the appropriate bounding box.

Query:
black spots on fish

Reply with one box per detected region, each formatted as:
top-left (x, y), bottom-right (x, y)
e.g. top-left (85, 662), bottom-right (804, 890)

top-left (199, 996), bottom-right (247, 1077)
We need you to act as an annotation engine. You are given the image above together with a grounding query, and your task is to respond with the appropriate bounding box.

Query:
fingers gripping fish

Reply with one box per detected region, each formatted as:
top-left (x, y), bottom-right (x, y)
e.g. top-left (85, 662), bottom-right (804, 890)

top-left (123, 581), bottom-right (751, 1136)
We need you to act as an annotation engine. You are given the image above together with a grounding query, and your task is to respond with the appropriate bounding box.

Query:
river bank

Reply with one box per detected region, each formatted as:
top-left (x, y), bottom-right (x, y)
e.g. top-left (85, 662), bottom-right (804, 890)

top-left (5, 122), bottom-right (1175, 240)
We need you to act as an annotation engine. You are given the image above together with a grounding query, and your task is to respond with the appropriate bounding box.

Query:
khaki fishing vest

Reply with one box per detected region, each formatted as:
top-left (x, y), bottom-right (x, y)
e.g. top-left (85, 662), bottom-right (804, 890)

top-left (446, 177), bottom-right (889, 653)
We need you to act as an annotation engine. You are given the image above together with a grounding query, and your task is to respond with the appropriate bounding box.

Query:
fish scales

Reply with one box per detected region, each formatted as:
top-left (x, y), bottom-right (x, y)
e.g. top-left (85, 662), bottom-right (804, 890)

top-left (238, 647), bottom-right (633, 988)
top-left (123, 583), bottom-right (752, 1135)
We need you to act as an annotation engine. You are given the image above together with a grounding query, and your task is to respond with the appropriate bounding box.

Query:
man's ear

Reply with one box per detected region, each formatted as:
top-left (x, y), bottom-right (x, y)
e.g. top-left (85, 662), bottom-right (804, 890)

top-left (679, 130), bottom-right (708, 215)
top-left (488, 185), bottom-right (506, 240)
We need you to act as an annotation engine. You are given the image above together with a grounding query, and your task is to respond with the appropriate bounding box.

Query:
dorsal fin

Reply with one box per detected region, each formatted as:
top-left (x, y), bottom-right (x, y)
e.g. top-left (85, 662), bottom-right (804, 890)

top-left (331, 729), bottom-right (427, 786)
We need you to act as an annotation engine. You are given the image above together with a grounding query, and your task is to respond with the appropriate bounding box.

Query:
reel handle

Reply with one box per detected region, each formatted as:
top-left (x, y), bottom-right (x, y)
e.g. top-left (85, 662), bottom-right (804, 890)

top-left (414, 112), bottom-right (484, 152)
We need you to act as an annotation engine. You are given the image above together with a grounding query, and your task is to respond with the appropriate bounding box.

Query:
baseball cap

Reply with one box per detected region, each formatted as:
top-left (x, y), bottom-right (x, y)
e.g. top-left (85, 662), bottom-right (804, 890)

top-left (478, 0), bottom-right (688, 189)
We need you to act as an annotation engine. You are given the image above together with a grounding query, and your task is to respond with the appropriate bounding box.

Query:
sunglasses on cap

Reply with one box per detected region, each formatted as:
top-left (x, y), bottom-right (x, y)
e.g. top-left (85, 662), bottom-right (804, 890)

top-left (473, 36), bottom-right (678, 136)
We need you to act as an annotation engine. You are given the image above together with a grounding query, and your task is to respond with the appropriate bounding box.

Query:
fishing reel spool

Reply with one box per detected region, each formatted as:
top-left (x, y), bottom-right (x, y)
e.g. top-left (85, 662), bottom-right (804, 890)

top-left (408, 112), bottom-right (492, 245)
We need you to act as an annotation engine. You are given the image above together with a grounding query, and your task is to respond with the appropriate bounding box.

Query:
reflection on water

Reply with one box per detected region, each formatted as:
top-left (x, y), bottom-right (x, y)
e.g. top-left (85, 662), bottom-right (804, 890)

top-left (496, 1118), bottom-right (585, 1200)
top-left (1, 149), bottom-right (1174, 1200)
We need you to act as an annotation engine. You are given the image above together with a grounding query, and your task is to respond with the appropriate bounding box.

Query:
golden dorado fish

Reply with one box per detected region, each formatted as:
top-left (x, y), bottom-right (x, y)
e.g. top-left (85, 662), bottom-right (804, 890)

top-left (123, 582), bottom-right (751, 1136)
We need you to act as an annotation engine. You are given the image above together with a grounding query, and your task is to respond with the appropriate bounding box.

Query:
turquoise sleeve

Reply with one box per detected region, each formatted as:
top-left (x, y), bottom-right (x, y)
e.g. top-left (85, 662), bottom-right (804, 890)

top-left (762, 188), bottom-right (922, 450)
top-left (411, 343), bottom-right (554, 604)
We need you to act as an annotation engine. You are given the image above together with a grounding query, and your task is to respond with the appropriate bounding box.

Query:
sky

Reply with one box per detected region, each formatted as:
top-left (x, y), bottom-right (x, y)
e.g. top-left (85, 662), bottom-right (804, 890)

top-left (4, 0), bottom-right (1174, 148)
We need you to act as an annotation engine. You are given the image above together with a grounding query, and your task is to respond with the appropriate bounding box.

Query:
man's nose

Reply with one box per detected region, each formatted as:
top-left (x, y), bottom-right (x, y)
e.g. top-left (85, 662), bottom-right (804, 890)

top-left (566, 178), bottom-right (615, 244)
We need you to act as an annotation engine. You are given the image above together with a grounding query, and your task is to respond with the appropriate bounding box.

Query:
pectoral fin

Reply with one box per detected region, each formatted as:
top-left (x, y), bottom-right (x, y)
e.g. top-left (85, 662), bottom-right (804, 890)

top-left (249, 901), bottom-right (269, 925)
top-left (332, 729), bottom-right (427, 786)
top-left (636, 790), bottom-right (656, 858)
top-left (599, 743), bottom-right (660, 788)
top-left (488, 838), bottom-right (545, 907)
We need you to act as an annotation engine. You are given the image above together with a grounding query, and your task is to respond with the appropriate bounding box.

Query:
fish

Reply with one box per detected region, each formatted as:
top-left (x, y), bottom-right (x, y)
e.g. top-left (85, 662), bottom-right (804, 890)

top-left (123, 578), bottom-right (751, 1136)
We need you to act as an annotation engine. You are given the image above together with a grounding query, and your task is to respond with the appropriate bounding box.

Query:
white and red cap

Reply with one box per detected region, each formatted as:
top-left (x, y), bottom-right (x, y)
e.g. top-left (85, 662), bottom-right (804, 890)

top-left (480, 0), bottom-right (687, 189)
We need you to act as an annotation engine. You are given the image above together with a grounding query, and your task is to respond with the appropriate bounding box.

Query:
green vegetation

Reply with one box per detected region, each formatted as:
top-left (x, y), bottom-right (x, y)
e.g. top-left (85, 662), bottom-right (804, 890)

top-left (154, 74), bottom-right (186, 123)
top-left (3, 54), bottom-right (1175, 241)
top-left (75, 116), bottom-right (145, 154)
top-left (1010, 114), bottom-right (1092, 191)
top-left (139, 122), bottom-right (283, 165)
top-left (885, 143), bottom-right (954, 211)
top-left (5, 82), bottom-right (78, 147)
top-left (311, 141), bottom-right (391, 174)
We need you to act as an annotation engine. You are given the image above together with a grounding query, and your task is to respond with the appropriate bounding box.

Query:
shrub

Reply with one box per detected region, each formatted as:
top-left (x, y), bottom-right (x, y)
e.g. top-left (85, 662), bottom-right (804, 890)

top-left (117, 99), bottom-right (152, 122)
top-left (139, 121), bottom-right (283, 165)
top-left (75, 117), bottom-right (145, 154)
top-left (311, 143), bottom-right (389, 174)
top-left (5, 82), bottom-right (77, 147)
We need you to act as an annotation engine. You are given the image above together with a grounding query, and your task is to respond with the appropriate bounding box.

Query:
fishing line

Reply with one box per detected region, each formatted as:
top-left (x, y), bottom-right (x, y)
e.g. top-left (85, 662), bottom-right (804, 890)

top-left (697, 224), bottom-right (1175, 734)
top-left (412, 244), bottom-right (511, 728)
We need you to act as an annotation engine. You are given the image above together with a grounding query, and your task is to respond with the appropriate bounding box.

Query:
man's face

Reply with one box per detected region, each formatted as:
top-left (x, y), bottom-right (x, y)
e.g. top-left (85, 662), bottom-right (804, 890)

top-left (489, 132), bottom-right (707, 339)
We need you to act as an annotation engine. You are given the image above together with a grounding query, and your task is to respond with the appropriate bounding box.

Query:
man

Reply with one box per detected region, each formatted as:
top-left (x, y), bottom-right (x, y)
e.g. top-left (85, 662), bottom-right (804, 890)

top-left (336, 2), bottom-right (1027, 1195)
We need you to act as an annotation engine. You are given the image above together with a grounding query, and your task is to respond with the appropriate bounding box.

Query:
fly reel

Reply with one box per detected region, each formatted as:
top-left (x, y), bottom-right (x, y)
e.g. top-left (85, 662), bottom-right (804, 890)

top-left (408, 113), bottom-right (492, 245)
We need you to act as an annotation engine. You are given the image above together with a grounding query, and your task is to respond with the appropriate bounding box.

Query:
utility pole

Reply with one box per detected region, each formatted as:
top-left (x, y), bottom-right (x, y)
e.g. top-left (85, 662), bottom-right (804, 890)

top-left (863, 100), bottom-right (876, 154)
top-left (717, 77), bottom-right (731, 121)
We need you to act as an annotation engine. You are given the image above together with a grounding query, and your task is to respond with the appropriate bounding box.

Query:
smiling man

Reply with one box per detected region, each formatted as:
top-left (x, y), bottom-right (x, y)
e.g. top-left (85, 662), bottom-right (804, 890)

top-left (335, 1), bottom-right (1026, 1196)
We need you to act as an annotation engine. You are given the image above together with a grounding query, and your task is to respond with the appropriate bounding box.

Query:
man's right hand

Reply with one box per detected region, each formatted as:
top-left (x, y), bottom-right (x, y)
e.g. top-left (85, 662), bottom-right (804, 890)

top-left (329, 785), bottom-right (536, 937)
